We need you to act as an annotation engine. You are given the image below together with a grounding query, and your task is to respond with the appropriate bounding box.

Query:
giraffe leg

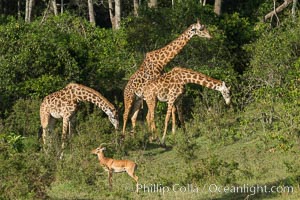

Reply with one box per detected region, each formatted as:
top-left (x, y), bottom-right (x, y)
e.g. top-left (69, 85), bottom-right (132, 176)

top-left (122, 92), bottom-right (135, 136)
top-left (46, 117), bottom-right (56, 149)
top-left (40, 112), bottom-right (49, 146)
top-left (130, 98), bottom-right (143, 135)
top-left (146, 110), bottom-right (151, 129)
top-left (171, 106), bottom-right (176, 134)
top-left (146, 98), bottom-right (156, 132)
top-left (176, 99), bottom-right (185, 132)
top-left (68, 115), bottom-right (76, 138)
top-left (146, 98), bottom-right (157, 141)
top-left (60, 117), bottom-right (70, 159)
top-left (40, 112), bottom-right (55, 153)
top-left (161, 104), bottom-right (173, 145)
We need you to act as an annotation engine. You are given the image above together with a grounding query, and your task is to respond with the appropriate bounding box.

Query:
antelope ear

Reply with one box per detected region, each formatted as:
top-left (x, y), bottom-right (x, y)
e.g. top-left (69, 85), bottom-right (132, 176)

top-left (101, 147), bottom-right (106, 151)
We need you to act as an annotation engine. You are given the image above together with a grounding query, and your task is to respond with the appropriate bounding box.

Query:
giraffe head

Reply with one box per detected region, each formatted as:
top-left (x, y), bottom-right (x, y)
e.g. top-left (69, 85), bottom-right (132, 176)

top-left (188, 19), bottom-right (212, 39)
top-left (107, 109), bottom-right (119, 130)
top-left (219, 82), bottom-right (231, 105)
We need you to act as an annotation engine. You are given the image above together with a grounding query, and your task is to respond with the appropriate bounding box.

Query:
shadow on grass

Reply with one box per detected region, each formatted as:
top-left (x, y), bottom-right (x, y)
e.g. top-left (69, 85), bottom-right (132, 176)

top-left (142, 142), bottom-right (173, 157)
top-left (211, 176), bottom-right (299, 200)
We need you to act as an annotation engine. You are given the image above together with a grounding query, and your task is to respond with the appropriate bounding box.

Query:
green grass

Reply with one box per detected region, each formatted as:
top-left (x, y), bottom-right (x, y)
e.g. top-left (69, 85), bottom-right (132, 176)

top-left (1, 101), bottom-right (299, 200)
top-left (46, 128), bottom-right (300, 200)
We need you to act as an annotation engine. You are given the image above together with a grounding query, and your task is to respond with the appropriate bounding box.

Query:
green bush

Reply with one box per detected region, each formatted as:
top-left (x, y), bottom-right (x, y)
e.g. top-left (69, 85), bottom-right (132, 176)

top-left (0, 135), bottom-right (56, 199)
top-left (0, 13), bottom-right (135, 115)
top-left (3, 98), bottom-right (40, 137)
top-left (243, 18), bottom-right (300, 105)
top-left (186, 154), bottom-right (239, 185)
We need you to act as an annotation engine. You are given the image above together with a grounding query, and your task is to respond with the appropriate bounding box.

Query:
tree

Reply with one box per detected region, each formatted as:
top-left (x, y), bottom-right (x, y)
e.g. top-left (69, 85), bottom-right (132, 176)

top-left (88, 0), bottom-right (95, 24)
top-left (25, 0), bottom-right (35, 22)
top-left (108, 0), bottom-right (121, 29)
top-left (263, 0), bottom-right (293, 22)
top-left (200, 0), bottom-right (207, 6)
top-left (133, 0), bottom-right (139, 16)
top-left (17, 0), bottom-right (21, 19)
top-left (214, 0), bottom-right (222, 16)
top-left (148, 0), bottom-right (157, 8)
top-left (52, 0), bottom-right (58, 16)
top-left (115, 0), bottom-right (121, 29)
top-left (61, 0), bottom-right (64, 14)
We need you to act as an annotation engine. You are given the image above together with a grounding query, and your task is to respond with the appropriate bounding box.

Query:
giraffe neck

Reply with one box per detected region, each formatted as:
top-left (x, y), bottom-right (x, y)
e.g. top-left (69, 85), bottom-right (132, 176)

top-left (173, 67), bottom-right (223, 91)
top-left (151, 27), bottom-right (195, 69)
top-left (67, 83), bottom-right (116, 116)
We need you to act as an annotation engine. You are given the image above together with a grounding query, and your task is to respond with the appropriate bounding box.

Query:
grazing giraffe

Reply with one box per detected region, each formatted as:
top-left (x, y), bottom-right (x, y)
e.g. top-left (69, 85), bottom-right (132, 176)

top-left (39, 83), bottom-right (119, 157)
top-left (142, 67), bottom-right (231, 145)
top-left (123, 20), bottom-right (212, 135)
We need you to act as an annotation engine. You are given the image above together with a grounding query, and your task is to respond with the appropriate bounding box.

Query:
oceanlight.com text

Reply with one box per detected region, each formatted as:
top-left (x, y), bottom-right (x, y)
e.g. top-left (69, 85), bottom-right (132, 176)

top-left (207, 184), bottom-right (294, 196)
top-left (137, 183), bottom-right (294, 196)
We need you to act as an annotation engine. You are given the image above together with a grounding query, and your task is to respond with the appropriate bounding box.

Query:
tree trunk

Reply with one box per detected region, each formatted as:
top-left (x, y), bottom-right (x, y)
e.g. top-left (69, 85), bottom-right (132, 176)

top-left (25, 0), bottom-right (35, 22)
top-left (214, 0), bottom-right (222, 16)
top-left (148, 0), bottom-right (157, 8)
top-left (108, 0), bottom-right (115, 28)
top-left (88, 0), bottom-right (95, 25)
top-left (133, 0), bottom-right (139, 16)
top-left (25, 0), bottom-right (29, 21)
top-left (115, 0), bottom-right (121, 29)
top-left (18, 0), bottom-right (21, 19)
top-left (201, 0), bottom-right (207, 6)
top-left (52, 0), bottom-right (58, 16)
top-left (61, 0), bottom-right (64, 14)
top-left (108, 0), bottom-right (121, 30)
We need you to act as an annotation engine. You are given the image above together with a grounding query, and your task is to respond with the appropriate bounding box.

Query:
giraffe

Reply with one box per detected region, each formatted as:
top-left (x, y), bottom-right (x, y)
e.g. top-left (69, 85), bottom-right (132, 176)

top-left (142, 67), bottom-right (231, 145)
top-left (39, 83), bottom-right (119, 157)
top-left (122, 20), bottom-right (212, 135)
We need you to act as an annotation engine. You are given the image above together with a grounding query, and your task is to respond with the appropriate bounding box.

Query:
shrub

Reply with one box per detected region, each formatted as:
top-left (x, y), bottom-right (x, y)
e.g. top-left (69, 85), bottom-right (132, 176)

top-left (3, 98), bottom-right (40, 137)
top-left (185, 154), bottom-right (239, 185)
top-left (0, 135), bottom-right (56, 199)
top-left (0, 13), bottom-right (135, 115)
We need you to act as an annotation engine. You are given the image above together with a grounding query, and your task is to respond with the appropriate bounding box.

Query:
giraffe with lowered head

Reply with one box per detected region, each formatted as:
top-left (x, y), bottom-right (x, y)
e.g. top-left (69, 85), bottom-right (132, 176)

top-left (39, 83), bottom-right (119, 157)
top-left (142, 67), bottom-right (231, 145)
top-left (123, 20), bottom-right (212, 135)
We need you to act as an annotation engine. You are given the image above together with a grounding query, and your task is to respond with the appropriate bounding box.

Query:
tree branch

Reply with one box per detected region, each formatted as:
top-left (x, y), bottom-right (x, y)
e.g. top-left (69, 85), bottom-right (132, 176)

top-left (264, 0), bottom-right (293, 22)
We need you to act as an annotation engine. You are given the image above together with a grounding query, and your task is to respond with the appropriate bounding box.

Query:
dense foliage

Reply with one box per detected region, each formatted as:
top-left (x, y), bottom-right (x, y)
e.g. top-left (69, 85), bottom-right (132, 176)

top-left (0, 14), bottom-right (134, 117)
top-left (0, 1), bottom-right (299, 199)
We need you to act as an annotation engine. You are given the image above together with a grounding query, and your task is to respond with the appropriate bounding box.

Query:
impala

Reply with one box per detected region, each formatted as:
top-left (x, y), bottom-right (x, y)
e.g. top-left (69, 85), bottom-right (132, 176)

top-left (91, 144), bottom-right (139, 192)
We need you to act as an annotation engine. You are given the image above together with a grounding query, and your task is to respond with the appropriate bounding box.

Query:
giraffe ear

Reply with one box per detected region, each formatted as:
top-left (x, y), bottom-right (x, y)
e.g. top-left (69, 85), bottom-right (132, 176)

top-left (200, 24), bottom-right (205, 31)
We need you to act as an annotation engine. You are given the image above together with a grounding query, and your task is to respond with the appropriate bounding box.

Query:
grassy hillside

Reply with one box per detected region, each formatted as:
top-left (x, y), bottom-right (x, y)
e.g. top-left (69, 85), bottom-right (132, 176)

top-left (46, 103), bottom-right (299, 200)
top-left (2, 99), bottom-right (298, 199)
